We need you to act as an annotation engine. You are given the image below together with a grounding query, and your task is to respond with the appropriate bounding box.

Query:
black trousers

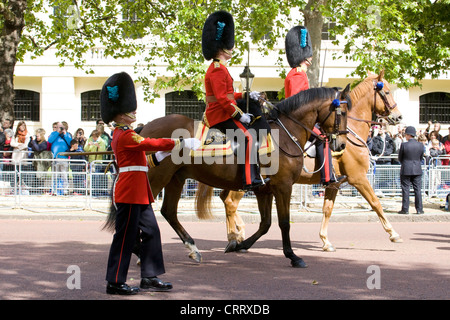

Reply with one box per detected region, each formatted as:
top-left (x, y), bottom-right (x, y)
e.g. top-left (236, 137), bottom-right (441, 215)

top-left (212, 118), bottom-right (259, 186)
top-left (400, 174), bottom-right (423, 213)
top-left (106, 203), bottom-right (165, 284)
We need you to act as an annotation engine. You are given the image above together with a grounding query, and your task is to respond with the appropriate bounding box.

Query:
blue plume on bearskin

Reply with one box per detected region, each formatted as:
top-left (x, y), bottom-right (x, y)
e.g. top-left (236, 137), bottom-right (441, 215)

top-left (300, 28), bottom-right (307, 48)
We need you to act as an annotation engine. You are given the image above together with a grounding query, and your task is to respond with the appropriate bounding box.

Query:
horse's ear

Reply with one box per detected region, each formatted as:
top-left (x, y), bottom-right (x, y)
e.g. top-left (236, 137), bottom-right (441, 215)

top-left (378, 69), bottom-right (385, 81)
top-left (342, 83), bottom-right (351, 96)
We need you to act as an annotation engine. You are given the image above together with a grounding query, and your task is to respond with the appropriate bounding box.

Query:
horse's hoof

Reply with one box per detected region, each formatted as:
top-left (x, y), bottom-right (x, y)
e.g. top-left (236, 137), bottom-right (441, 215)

top-left (291, 259), bottom-right (308, 268)
top-left (322, 245), bottom-right (336, 252)
top-left (390, 236), bottom-right (403, 243)
top-left (189, 252), bottom-right (202, 263)
top-left (136, 258), bottom-right (141, 266)
top-left (224, 240), bottom-right (238, 253)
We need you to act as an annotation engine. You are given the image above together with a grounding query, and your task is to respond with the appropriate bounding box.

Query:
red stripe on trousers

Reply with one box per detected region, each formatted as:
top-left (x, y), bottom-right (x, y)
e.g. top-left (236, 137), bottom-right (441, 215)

top-left (115, 205), bottom-right (132, 283)
top-left (324, 139), bottom-right (331, 182)
top-left (233, 119), bottom-right (253, 185)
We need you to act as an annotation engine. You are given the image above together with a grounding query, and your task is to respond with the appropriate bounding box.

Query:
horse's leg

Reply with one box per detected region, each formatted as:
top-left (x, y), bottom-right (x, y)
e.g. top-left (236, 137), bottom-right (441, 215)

top-left (228, 191), bottom-right (273, 253)
top-left (273, 186), bottom-right (308, 268)
top-left (319, 187), bottom-right (339, 252)
top-left (220, 190), bottom-right (246, 245)
top-left (161, 176), bottom-right (202, 262)
top-left (353, 178), bottom-right (403, 243)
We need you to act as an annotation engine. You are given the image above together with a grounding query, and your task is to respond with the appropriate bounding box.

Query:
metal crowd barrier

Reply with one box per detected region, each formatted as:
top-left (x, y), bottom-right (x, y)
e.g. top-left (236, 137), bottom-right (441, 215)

top-left (0, 154), bottom-right (116, 213)
top-left (1, 154), bottom-right (450, 213)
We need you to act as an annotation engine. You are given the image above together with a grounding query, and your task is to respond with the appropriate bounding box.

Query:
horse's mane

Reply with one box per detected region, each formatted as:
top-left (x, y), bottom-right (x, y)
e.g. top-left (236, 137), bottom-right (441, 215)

top-left (277, 87), bottom-right (350, 114)
top-left (350, 75), bottom-right (377, 102)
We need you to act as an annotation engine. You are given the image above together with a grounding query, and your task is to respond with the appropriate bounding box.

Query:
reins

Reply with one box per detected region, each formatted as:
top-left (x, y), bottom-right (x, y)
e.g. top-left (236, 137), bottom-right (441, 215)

top-left (268, 90), bottom-right (348, 158)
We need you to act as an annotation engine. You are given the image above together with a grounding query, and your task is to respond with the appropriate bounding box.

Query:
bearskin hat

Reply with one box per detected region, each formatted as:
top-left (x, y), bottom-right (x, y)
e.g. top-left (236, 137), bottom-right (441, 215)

top-left (202, 11), bottom-right (235, 60)
top-left (285, 26), bottom-right (313, 68)
top-left (100, 72), bottom-right (137, 124)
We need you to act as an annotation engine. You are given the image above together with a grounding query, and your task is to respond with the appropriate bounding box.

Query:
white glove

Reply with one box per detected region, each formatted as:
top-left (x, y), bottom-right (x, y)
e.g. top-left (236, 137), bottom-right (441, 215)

top-left (239, 113), bottom-right (252, 124)
top-left (183, 138), bottom-right (201, 151)
top-left (249, 91), bottom-right (260, 101)
top-left (155, 151), bottom-right (171, 162)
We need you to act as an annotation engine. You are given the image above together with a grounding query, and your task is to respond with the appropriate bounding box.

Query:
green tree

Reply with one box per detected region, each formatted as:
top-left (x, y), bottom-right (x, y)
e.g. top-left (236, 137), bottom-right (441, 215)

top-left (1, 0), bottom-right (449, 125)
top-left (326, 0), bottom-right (450, 88)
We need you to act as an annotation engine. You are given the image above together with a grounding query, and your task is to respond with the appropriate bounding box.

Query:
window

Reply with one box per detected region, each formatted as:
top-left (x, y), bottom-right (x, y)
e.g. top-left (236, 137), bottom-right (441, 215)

top-left (165, 91), bottom-right (206, 121)
top-left (420, 92), bottom-right (450, 124)
top-left (122, 1), bottom-right (144, 39)
top-left (81, 90), bottom-right (101, 121)
top-left (14, 90), bottom-right (40, 121)
top-left (322, 19), bottom-right (336, 41)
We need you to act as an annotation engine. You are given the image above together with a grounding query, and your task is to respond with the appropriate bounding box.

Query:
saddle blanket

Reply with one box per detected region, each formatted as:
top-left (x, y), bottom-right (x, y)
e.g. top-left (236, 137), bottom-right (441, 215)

top-left (190, 122), bottom-right (274, 158)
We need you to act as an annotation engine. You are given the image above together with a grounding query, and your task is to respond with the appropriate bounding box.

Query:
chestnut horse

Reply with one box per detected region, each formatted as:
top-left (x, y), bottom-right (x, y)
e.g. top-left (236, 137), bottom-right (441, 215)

top-left (201, 71), bottom-right (404, 252)
top-left (106, 86), bottom-right (351, 268)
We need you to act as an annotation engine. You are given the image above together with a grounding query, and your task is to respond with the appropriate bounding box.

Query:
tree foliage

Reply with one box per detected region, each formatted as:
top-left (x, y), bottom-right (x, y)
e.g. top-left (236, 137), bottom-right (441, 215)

top-left (325, 0), bottom-right (450, 88)
top-left (1, 0), bottom-right (449, 121)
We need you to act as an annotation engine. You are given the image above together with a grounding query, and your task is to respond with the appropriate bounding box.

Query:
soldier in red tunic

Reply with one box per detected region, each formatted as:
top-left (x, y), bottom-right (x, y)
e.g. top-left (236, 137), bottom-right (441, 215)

top-left (285, 26), bottom-right (344, 187)
top-left (102, 72), bottom-right (200, 295)
top-left (202, 11), bottom-right (268, 190)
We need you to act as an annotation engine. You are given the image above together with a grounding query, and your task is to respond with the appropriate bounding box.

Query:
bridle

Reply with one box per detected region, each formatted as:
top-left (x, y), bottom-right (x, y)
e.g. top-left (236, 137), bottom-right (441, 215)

top-left (270, 90), bottom-right (349, 157)
top-left (281, 90), bottom-right (349, 142)
top-left (348, 80), bottom-right (398, 126)
top-left (319, 93), bottom-right (349, 141)
top-left (373, 80), bottom-right (398, 123)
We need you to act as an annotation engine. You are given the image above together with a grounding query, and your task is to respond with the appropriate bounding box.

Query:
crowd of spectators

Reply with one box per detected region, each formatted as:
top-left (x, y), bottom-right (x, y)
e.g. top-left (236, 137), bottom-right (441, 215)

top-left (0, 118), bottom-right (113, 195)
top-left (367, 121), bottom-right (450, 166)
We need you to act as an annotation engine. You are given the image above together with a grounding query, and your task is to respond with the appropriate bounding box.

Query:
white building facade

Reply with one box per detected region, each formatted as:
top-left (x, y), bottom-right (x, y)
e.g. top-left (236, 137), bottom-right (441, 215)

top-left (13, 36), bottom-right (450, 139)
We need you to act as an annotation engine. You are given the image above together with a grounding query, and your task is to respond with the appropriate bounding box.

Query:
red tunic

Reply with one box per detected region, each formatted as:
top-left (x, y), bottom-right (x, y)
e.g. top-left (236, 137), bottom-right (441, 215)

top-left (284, 67), bottom-right (309, 98)
top-left (204, 60), bottom-right (243, 127)
top-left (112, 127), bottom-right (176, 204)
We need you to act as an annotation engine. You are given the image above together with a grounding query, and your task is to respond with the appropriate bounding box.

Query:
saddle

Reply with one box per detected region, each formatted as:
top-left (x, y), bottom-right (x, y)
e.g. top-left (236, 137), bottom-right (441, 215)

top-left (190, 121), bottom-right (274, 158)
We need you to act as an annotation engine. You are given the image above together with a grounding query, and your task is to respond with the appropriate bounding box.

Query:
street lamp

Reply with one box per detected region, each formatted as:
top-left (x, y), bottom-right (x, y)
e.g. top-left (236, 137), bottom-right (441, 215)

top-left (239, 64), bottom-right (254, 113)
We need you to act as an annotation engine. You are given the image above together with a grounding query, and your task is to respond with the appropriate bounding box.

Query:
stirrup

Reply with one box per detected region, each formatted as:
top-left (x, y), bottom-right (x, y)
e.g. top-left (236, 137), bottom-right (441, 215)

top-left (324, 175), bottom-right (346, 188)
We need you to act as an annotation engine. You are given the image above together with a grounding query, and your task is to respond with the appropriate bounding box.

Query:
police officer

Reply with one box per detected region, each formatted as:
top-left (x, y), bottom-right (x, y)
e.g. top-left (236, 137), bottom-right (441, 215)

top-left (398, 126), bottom-right (424, 214)
top-left (101, 72), bottom-right (200, 295)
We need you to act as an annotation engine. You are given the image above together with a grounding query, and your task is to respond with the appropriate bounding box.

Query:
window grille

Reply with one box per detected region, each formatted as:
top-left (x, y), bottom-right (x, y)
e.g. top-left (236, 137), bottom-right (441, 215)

top-left (419, 92), bottom-right (450, 124)
top-left (165, 91), bottom-right (206, 121)
top-left (81, 90), bottom-right (101, 121)
top-left (14, 90), bottom-right (40, 121)
top-left (322, 19), bottom-right (336, 41)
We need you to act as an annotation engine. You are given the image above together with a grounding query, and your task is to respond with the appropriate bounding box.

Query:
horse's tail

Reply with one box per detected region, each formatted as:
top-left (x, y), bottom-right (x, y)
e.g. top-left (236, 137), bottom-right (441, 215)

top-left (195, 182), bottom-right (214, 220)
top-left (102, 162), bottom-right (118, 232)
top-left (102, 202), bottom-right (117, 232)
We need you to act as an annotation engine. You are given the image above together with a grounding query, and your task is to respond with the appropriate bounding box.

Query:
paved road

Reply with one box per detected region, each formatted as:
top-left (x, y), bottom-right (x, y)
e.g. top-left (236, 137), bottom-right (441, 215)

top-left (0, 216), bottom-right (449, 305)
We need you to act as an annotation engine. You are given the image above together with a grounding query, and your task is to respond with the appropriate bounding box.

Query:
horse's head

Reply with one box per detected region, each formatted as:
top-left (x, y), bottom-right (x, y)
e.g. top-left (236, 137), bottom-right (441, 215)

top-left (317, 85), bottom-right (350, 152)
top-left (371, 70), bottom-right (402, 125)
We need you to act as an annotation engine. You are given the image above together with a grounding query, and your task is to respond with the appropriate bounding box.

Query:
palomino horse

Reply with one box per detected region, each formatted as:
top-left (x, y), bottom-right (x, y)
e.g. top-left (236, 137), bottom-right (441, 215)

top-left (201, 70), bottom-right (404, 252)
top-left (106, 86), bottom-right (351, 268)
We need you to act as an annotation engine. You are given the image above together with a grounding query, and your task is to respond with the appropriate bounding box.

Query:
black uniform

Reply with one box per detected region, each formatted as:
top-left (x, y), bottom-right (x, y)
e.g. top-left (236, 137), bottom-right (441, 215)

top-left (398, 137), bottom-right (424, 213)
